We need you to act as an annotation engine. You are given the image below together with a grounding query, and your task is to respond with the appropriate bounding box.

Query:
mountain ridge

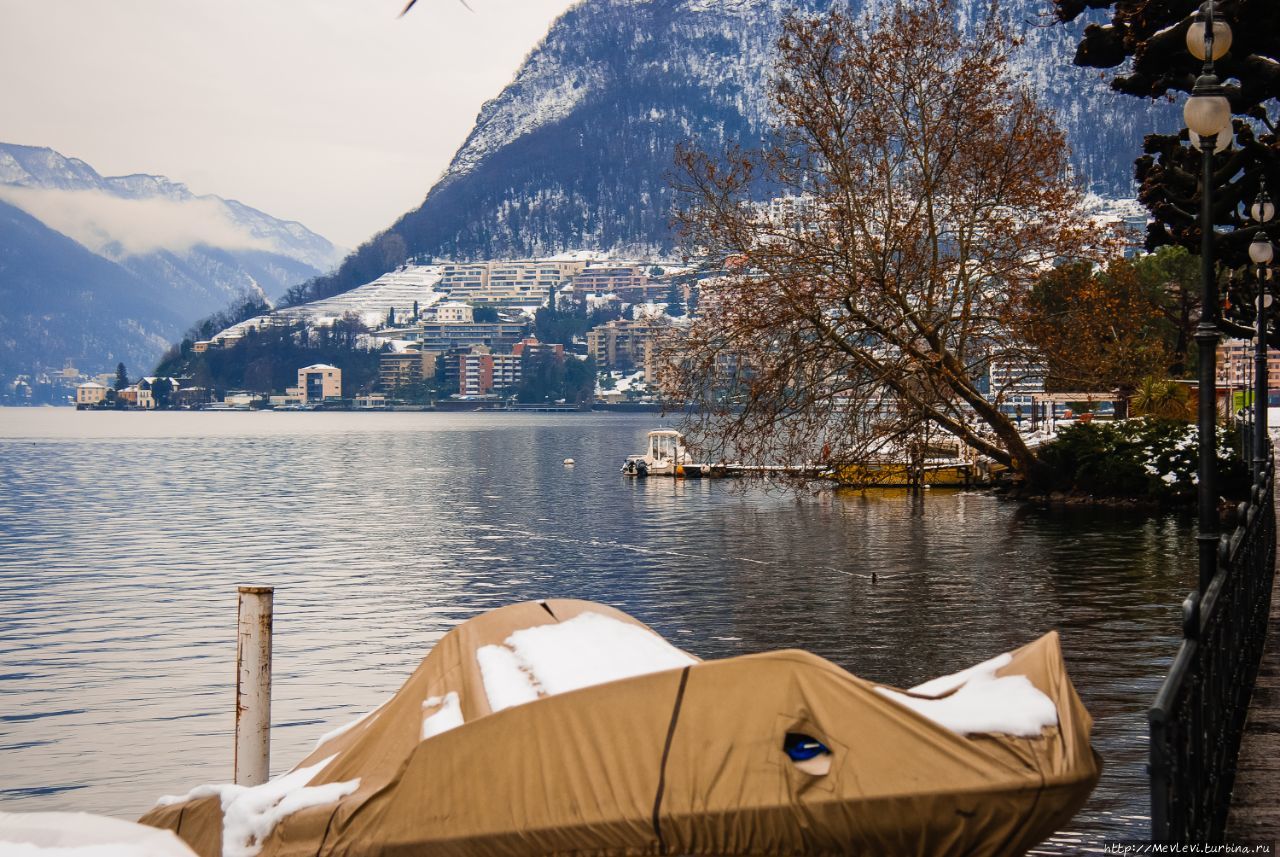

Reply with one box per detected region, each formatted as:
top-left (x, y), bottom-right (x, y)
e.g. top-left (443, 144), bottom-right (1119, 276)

top-left (0, 142), bottom-right (343, 375)
top-left (297, 0), bottom-right (1174, 305)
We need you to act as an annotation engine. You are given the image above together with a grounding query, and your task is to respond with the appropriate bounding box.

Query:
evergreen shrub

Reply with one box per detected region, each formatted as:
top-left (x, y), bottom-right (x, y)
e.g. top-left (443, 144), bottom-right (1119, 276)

top-left (1036, 417), bottom-right (1251, 503)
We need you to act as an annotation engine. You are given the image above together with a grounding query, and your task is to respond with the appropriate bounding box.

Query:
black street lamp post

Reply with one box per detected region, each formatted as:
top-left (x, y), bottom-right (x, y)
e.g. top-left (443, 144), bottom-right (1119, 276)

top-left (1250, 195), bottom-right (1275, 480)
top-left (1184, 1), bottom-right (1234, 594)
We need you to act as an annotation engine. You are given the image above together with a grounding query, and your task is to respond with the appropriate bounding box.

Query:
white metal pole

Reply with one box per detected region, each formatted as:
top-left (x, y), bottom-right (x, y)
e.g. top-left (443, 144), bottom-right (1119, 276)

top-left (235, 585), bottom-right (273, 786)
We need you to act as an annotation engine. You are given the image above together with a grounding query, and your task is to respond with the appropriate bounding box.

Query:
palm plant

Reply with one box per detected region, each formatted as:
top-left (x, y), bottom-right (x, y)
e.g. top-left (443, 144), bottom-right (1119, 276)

top-left (1131, 375), bottom-right (1195, 422)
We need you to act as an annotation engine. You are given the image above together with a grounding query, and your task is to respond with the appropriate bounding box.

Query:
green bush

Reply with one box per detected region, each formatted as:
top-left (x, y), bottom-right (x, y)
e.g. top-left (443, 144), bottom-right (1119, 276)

top-left (1037, 417), bottom-right (1251, 503)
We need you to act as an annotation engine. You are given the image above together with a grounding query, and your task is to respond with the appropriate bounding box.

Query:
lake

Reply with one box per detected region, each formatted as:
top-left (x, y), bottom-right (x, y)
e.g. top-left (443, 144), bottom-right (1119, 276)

top-left (0, 408), bottom-right (1195, 850)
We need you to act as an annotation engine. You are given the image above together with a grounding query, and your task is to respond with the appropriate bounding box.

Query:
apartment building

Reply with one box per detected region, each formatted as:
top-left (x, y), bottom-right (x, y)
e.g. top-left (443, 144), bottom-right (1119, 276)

top-left (1217, 338), bottom-right (1280, 392)
top-left (379, 350), bottom-right (438, 390)
top-left (567, 265), bottom-right (665, 303)
top-left (459, 351), bottom-right (522, 397)
top-left (436, 260), bottom-right (587, 305)
top-left (986, 359), bottom-right (1047, 417)
top-left (413, 321), bottom-right (528, 352)
top-left (586, 318), bottom-right (672, 381)
top-left (286, 364), bottom-right (342, 404)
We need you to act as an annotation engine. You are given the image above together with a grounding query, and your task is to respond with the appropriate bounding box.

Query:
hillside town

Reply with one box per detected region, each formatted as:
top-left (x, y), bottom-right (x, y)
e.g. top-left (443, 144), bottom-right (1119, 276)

top-left (21, 257), bottom-right (694, 411)
top-left (10, 248), bottom-right (1280, 419)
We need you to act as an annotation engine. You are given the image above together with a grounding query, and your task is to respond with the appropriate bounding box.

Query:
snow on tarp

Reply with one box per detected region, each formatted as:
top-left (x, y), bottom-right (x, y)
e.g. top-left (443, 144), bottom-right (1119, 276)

top-left (421, 691), bottom-right (464, 740)
top-left (477, 611), bottom-right (697, 712)
top-left (475, 643), bottom-right (540, 712)
top-left (0, 811), bottom-right (198, 857)
top-left (154, 757), bottom-right (358, 857)
top-left (875, 652), bottom-right (1060, 737)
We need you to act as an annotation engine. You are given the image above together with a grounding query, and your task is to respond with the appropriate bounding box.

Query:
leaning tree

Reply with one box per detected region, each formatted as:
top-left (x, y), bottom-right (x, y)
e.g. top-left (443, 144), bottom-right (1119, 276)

top-left (663, 0), bottom-right (1107, 482)
top-left (1054, 0), bottom-right (1280, 341)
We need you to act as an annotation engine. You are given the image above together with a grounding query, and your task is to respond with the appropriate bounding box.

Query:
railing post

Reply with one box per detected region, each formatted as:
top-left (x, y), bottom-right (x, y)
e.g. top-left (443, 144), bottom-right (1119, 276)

top-left (1149, 707), bottom-right (1169, 841)
top-left (235, 585), bottom-right (273, 786)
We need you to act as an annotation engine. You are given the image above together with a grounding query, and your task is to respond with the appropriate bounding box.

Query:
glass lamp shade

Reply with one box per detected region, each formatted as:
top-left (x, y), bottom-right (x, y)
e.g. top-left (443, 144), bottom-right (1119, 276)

top-left (1252, 192), bottom-right (1276, 224)
top-left (1190, 129), bottom-right (1232, 152)
top-left (1184, 93), bottom-right (1232, 138)
top-left (1186, 19), bottom-right (1232, 61)
top-left (1250, 234), bottom-right (1275, 266)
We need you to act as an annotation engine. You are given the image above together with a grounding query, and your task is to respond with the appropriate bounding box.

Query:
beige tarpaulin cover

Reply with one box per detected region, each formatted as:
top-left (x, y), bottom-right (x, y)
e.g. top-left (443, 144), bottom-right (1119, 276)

top-left (140, 599), bottom-right (1100, 857)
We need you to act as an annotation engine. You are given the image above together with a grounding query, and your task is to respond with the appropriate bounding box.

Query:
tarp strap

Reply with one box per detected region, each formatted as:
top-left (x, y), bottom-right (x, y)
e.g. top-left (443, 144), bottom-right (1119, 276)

top-left (651, 665), bottom-right (691, 854)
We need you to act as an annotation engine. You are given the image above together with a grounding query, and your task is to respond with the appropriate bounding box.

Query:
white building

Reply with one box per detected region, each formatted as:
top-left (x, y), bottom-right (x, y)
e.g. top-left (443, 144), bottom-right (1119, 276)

top-left (435, 302), bottom-right (474, 324)
top-left (438, 260), bottom-right (588, 305)
top-left (987, 359), bottom-right (1046, 418)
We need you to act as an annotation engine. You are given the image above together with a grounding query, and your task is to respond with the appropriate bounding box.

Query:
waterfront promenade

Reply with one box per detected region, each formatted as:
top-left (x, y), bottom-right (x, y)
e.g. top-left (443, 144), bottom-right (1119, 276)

top-left (1226, 493), bottom-right (1280, 840)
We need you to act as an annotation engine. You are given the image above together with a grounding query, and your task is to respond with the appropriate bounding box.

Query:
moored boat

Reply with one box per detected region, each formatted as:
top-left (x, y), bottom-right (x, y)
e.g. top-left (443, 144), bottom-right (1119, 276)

top-left (140, 600), bottom-right (1100, 857)
top-left (621, 429), bottom-right (695, 477)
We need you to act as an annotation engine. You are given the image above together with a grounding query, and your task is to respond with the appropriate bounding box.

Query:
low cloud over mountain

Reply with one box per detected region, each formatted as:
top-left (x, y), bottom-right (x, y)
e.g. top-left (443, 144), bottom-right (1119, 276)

top-left (0, 184), bottom-right (280, 259)
top-left (0, 142), bottom-right (343, 375)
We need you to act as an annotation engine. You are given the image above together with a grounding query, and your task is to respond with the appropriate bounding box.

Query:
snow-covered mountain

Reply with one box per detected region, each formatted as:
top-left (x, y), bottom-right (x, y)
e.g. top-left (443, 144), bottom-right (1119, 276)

top-left (0, 142), bottom-right (344, 374)
top-left (0, 200), bottom-right (185, 377)
top-left (0, 143), bottom-right (343, 308)
top-left (302, 0), bottom-right (1173, 302)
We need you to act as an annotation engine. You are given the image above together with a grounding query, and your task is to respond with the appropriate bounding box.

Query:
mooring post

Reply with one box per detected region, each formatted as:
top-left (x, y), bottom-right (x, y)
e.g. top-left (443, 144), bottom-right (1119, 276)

top-left (235, 585), bottom-right (273, 786)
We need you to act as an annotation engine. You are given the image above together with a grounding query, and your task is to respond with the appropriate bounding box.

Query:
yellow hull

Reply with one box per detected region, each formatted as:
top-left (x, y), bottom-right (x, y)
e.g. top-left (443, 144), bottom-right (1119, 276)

top-left (833, 462), bottom-right (972, 487)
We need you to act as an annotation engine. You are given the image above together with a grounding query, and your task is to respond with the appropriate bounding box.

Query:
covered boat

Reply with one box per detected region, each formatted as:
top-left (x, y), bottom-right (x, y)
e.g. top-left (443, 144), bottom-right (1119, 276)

top-left (140, 600), bottom-right (1099, 856)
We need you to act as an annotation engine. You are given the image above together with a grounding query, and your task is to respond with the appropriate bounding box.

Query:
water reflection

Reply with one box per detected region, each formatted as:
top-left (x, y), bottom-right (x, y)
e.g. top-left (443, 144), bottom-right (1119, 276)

top-left (0, 409), bottom-right (1191, 848)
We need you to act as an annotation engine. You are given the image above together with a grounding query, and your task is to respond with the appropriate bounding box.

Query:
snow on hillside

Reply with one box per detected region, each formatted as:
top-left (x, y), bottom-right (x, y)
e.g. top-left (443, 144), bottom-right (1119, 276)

top-left (213, 266), bottom-right (448, 342)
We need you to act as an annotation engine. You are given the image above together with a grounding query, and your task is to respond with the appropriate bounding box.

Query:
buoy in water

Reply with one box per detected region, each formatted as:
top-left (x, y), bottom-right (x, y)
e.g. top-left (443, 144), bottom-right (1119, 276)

top-left (563, 458), bottom-right (575, 467)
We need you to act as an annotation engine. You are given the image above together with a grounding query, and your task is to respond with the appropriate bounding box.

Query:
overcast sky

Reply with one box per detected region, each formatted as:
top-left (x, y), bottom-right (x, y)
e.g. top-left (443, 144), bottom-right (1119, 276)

top-left (0, 0), bottom-right (578, 249)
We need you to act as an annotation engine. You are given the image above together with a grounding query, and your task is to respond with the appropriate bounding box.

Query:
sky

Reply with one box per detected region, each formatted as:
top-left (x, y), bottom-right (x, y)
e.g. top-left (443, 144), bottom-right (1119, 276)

top-left (0, 0), bottom-right (579, 250)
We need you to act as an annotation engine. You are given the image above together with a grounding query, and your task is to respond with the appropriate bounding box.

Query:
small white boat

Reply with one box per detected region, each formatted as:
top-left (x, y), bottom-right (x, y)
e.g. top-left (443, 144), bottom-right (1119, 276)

top-left (622, 429), bottom-right (695, 477)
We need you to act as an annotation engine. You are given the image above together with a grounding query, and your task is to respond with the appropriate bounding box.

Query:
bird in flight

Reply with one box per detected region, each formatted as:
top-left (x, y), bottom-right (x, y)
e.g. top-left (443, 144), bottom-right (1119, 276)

top-left (400, 0), bottom-right (475, 14)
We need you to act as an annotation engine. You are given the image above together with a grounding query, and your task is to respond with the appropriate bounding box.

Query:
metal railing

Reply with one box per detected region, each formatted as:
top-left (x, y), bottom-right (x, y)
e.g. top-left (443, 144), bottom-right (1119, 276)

top-left (1149, 450), bottom-right (1276, 841)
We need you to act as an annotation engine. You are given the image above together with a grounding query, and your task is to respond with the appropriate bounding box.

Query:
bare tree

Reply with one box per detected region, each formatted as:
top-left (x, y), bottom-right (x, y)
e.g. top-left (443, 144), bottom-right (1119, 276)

top-left (662, 0), bottom-right (1108, 481)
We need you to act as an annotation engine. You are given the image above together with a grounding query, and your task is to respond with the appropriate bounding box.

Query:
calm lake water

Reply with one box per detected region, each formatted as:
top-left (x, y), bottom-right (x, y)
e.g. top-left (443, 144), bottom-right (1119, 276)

top-left (0, 408), bottom-right (1196, 850)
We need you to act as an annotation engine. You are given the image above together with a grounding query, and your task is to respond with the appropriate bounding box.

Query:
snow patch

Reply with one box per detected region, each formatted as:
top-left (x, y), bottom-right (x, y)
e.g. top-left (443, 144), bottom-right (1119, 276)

top-left (478, 612), bottom-right (696, 713)
top-left (0, 811), bottom-right (197, 857)
top-left (421, 691), bottom-right (464, 740)
top-left (476, 643), bottom-right (541, 713)
top-left (0, 845), bottom-right (180, 857)
top-left (876, 652), bottom-right (1059, 737)
top-left (154, 757), bottom-right (358, 857)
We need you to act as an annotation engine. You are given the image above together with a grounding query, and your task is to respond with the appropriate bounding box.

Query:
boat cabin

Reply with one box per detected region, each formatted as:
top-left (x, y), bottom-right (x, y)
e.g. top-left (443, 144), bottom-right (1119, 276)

top-left (647, 430), bottom-right (683, 466)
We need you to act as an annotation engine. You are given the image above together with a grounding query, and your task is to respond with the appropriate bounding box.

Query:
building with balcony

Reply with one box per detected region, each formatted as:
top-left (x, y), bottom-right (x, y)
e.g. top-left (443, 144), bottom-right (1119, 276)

top-left (986, 359), bottom-right (1047, 418)
top-left (285, 364), bottom-right (342, 404)
top-left (567, 265), bottom-right (666, 303)
top-left (436, 260), bottom-right (587, 306)
top-left (459, 350), bottom-right (522, 397)
top-left (412, 321), bottom-right (528, 352)
top-left (379, 350), bottom-right (438, 391)
top-left (586, 318), bottom-right (673, 381)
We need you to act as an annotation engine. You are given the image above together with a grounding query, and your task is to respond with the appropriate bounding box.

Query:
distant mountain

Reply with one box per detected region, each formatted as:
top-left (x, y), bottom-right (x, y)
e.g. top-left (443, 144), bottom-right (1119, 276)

top-left (0, 142), bottom-right (343, 374)
top-left (300, 0), bottom-right (1175, 303)
top-left (0, 200), bottom-right (185, 377)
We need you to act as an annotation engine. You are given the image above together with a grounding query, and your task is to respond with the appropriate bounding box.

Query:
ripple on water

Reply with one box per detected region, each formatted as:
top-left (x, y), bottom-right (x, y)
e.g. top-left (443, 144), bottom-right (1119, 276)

top-left (0, 409), bottom-right (1193, 848)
